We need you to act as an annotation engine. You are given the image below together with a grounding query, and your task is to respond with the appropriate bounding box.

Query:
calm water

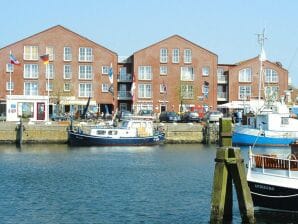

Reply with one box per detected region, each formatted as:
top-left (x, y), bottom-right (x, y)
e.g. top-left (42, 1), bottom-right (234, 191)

top-left (0, 143), bottom-right (296, 224)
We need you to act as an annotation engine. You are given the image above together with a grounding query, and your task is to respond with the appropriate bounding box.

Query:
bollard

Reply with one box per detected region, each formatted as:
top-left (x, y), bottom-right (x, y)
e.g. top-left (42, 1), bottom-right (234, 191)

top-left (16, 118), bottom-right (24, 147)
top-left (210, 147), bottom-right (255, 224)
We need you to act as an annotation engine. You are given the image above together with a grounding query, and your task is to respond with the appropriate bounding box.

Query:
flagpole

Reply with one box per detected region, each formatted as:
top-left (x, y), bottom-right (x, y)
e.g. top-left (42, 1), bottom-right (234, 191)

top-left (9, 50), bottom-right (12, 96)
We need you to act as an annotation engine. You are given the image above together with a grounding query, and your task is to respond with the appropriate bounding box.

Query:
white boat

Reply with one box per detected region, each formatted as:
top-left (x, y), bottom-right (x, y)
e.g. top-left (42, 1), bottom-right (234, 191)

top-left (68, 119), bottom-right (165, 146)
top-left (232, 101), bottom-right (298, 146)
top-left (247, 143), bottom-right (298, 212)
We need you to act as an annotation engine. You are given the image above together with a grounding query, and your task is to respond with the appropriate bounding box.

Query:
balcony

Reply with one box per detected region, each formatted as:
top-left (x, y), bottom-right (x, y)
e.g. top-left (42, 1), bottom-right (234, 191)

top-left (118, 91), bottom-right (132, 100)
top-left (217, 75), bottom-right (228, 84)
top-left (117, 73), bottom-right (132, 82)
top-left (217, 91), bottom-right (228, 101)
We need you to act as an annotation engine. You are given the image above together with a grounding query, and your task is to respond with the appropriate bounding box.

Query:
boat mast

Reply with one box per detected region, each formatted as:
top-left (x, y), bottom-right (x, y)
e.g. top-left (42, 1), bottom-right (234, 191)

top-left (257, 29), bottom-right (267, 106)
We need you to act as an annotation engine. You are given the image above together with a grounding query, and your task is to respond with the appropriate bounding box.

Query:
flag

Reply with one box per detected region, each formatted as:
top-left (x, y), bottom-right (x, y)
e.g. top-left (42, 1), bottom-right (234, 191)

top-left (40, 54), bottom-right (49, 64)
top-left (108, 63), bottom-right (113, 84)
top-left (9, 53), bottom-right (20, 65)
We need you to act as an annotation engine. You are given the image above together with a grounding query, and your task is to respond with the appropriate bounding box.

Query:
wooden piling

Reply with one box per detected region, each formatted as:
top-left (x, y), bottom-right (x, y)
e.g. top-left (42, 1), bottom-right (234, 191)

top-left (219, 117), bottom-right (232, 147)
top-left (16, 119), bottom-right (24, 147)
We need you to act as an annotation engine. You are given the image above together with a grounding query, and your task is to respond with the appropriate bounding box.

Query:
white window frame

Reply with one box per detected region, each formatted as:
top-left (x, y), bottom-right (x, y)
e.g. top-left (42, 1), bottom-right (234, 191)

top-left (24, 46), bottom-right (39, 60)
top-left (181, 84), bottom-right (194, 99)
top-left (79, 47), bottom-right (93, 62)
top-left (138, 66), bottom-right (152, 80)
top-left (180, 67), bottom-right (194, 81)
top-left (46, 64), bottom-right (54, 79)
top-left (172, 48), bottom-right (180, 63)
top-left (24, 64), bottom-right (39, 79)
top-left (160, 48), bottom-right (168, 63)
top-left (24, 82), bottom-right (38, 96)
top-left (63, 65), bottom-right (72, 79)
top-left (238, 68), bottom-right (252, 82)
top-left (160, 66), bottom-right (168, 75)
top-left (64, 47), bottom-right (72, 61)
top-left (160, 84), bottom-right (167, 93)
top-left (138, 84), bottom-right (152, 98)
top-left (6, 64), bottom-right (14, 72)
top-left (46, 46), bottom-right (54, 61)
top-left (239, 86), bottom-right (251, 100)
top-left (64, 83), bottom-right (71, 92)
top-left (202, 66), bottom-right (210, 76)
top-left (79, 83), bottom-right (92, 97)
top-left (102, 83), bottom-right (109, 92)
top-left (102, 66), bottom-right (109, 75)
top-left (6, 81), bottom-right (14, 91)
top-left (46, 82), bottom-right (53, 92)
top-left (79, 65), bottom-right (93, 80)
top-left (265, 69), bottom-right (279, 83)
top-left (183, 49), bottom-right (192, 63)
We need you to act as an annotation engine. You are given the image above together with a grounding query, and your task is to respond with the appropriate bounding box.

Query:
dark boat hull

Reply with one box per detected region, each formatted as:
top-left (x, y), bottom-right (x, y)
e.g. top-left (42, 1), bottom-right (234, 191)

top-left (68, 131), bottom-right (165, 146)
top-left (248, 181), bottom-right (298, 212)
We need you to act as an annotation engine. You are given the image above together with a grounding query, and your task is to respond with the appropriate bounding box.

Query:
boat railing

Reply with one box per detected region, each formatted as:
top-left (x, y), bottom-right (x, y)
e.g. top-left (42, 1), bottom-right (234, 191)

top-left (249, 153), bottom-right (298, 178)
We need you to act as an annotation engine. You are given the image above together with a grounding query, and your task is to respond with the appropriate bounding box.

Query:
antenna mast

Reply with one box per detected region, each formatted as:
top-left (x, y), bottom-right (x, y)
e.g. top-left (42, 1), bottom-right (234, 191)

top-left (257, 29), bottom-right (267, 104)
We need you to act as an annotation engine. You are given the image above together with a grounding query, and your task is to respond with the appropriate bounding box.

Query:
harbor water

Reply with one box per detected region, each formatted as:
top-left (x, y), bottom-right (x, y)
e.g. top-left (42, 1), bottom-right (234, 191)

top-left (0, 143), bottom-right (296, 223)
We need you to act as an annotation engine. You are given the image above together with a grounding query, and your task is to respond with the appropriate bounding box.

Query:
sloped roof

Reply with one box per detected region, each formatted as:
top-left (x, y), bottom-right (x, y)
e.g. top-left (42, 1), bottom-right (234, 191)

top-left (133, 34), bottom-right (217, 57)
top-left (0, 25), bottom-right (117, 55)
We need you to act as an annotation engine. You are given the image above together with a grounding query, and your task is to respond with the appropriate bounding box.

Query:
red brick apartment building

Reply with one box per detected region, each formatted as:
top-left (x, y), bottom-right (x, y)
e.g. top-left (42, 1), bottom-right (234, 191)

top-left (0, 25), bottom-right (289, 121)
top-left (219, 57), bottom-right (288, 103)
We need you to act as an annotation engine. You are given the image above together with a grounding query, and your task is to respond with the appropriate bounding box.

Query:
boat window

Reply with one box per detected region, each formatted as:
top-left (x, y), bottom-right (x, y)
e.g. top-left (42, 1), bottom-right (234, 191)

top-left (108, 130), bottom-right (118, 135)
top-left (96, 130), bottom-right (106, 135)
top-left (281, 117), bottom-right (289, 125)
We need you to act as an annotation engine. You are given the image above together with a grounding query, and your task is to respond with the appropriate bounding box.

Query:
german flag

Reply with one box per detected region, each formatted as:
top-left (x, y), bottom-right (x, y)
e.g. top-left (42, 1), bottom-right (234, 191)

top-left (40, 54), bottom-right (49, 64)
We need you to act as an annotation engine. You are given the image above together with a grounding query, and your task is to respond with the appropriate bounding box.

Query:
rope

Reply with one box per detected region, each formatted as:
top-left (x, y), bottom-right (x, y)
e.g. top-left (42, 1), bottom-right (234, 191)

top-left (251, 191), bottom-right (298, 198)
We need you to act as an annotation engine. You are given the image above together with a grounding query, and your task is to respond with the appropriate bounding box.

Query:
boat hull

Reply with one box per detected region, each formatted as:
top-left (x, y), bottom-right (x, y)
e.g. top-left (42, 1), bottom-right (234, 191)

top-left (68, 131), bottom-right (165, 146)
top-left (248, 181), bottom-right (298, 212)
top-left (232, 130), bottom-right (295, 146)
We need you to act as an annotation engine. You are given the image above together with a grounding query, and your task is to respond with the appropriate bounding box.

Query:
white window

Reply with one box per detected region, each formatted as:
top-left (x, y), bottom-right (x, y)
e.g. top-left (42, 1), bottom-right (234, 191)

top-left (265, 86), bottom-right (279, 99)
top-left (160, 66), bottom-right (168, 75)
top-left (180, 67), bottom-right (194, 81)
top-left (6, 81), bottom-right (14, 91)
top-left (46, 82), bottom-right (53, 92)
top-left (160, 48), bottom-right (168, 63)
top-left (102, 66), bottom-right (109, 74)
top-left (138, 84), bottom-right (152, 98)
top-left (46, 64), bottom-right (54, 79)
top-left (217, 68), bottom-right (224, 76)
top-left (24, 82), bottom-right (38, 95)
top-left (79, 47), bottom-right (93, 62)
top-left (202, 66), bottom-right (210, 76)
top-left (79, 65), bottom-right (93, 79)
top-left (6, 64), bottom-right (14, 72)
top-left (160, 83), bottom-right (167, 93)
top-left (183, 49), bottom-right (192, 63)
top-left (79, 83), bottom-right (92, 97)
top-left (64, 47), bottom-right (72, 61)
top-left (181, 85), bottom-right (194, 99)
top-left (265, 69), bottom-right (278, 83)
top-left (64, 83), bottom-right (71, 92)
top-left (46, 46), bottom-right (54, 61)
top-left (239, 86), bottom-right (251, 99)
top-left (24, 64), bottom-right (39, 78)
top-left (64, 65), bottom-right (72, 79)
top-left (138, 66), bottom-right (152, 80)
top-left (24, 46), bottom-right (38, 60)
top-left (172, 48), bottom-right (180, 63)
top-left (102, 83), bottom-right (109, 92)
top-left (239, 68), bottom-right (252, 82)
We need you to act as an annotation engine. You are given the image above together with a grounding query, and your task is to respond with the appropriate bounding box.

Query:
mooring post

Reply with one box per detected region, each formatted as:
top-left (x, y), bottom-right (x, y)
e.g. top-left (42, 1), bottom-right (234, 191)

top-left (219, 117), bottom-right (232, 147)
top-left (16, 118), bottom-right (23, 147)
top-left (210, 147), bottom-right (255, 224)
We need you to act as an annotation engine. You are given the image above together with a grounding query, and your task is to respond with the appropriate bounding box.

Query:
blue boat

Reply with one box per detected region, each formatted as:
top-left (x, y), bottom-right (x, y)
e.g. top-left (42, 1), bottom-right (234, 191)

top-left (68, 119), bottom-right (165, 146)
top-left (232, 102), bottom-right (298, 147)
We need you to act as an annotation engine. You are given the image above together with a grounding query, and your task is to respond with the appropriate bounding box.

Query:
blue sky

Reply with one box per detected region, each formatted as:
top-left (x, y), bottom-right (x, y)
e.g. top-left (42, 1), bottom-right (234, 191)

top-left (2, 0), bottom-right (298, 86)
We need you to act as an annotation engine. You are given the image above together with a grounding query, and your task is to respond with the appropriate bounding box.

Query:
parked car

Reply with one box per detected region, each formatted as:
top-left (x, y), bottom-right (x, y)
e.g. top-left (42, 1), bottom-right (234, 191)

top-left (159, 111), bottom-right (181, 123)
top-left (203, 110), bottom-right (223, 122)
top-left (138, 109), bottom-right (153, 116)
top-left (181, 111), bottom-right (201, 123)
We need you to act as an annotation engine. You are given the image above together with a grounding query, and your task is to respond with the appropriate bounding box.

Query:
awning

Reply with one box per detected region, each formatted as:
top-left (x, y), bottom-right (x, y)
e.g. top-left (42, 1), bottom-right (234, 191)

top-left (60, 99), bottom-right (97, 106)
